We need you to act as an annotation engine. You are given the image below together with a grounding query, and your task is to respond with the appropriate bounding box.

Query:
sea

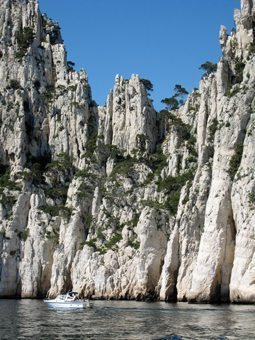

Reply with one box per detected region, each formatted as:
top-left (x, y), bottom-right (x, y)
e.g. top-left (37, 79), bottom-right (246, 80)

top-left (0, 299), bottom-right (254, 339)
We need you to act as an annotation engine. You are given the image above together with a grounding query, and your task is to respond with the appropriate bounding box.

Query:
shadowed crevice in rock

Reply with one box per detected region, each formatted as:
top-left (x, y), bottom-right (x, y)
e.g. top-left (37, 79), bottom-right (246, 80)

top-left (205, 206), bottom-right (236, 303)
top-left (219, 207), bottom-right (236, 302)
top-left (159, 226), bottom-right (179, 302)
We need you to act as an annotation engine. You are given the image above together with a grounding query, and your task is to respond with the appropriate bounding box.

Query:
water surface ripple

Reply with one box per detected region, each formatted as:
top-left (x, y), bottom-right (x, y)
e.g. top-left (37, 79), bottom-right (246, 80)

top-left (0, 299), bottom-right (254, 339)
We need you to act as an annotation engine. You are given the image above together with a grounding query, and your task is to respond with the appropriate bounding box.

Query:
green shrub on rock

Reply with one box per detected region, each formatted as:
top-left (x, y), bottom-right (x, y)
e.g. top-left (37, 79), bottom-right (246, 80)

top-left (15, 27), bottom-right (34, 59)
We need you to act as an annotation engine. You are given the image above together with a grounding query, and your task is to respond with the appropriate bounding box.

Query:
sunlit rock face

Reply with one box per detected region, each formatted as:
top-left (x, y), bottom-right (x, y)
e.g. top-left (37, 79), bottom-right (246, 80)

top-left (0, 0), bottom-right (255, 303)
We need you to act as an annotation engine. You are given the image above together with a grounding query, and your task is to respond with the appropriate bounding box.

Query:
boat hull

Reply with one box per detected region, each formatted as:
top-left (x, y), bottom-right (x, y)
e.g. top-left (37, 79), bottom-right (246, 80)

top-left (44, 299), bottom-right (86, 309)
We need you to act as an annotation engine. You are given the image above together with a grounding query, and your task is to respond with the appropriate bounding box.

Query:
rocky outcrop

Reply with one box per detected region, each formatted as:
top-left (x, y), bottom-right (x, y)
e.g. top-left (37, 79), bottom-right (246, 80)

top-left (0, 0), bottom-right (255, 303)
top-left (98, 74), bottom-right (157, 157)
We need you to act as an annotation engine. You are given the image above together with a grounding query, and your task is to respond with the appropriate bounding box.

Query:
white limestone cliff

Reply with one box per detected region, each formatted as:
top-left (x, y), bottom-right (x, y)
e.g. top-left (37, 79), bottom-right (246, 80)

top-left (98, 74), bottom-right (157, 157)
top-left (0, 0), bottom-right (255, 303)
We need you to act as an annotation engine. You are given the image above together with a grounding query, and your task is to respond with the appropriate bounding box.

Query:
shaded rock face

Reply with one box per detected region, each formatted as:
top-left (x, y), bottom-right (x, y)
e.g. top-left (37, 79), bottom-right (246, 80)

top-left (0, 0), bottom-right (255, 303)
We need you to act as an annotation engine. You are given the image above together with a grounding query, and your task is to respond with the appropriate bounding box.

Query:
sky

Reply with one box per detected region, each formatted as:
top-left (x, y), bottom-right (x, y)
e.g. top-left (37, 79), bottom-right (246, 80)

top-left (39, 0), bottom-right (240, 110)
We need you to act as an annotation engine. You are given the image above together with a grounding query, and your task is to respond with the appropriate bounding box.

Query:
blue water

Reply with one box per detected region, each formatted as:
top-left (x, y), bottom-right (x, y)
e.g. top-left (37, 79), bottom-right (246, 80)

top-left (0, 299), bottom-right (255, 339)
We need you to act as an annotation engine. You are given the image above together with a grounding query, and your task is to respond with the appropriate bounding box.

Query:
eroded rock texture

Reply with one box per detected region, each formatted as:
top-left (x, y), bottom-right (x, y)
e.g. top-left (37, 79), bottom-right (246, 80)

top-left (0, 0), bottom-right (255, 303)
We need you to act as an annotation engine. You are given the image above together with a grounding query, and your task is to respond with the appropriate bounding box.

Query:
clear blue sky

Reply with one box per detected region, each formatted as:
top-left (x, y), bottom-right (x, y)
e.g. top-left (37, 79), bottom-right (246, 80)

top-left (39, 0), bottom-right (240, 110)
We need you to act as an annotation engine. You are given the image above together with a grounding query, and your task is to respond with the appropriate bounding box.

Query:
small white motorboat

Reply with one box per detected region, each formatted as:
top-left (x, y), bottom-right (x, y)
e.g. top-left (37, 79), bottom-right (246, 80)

top-left (44, 291), bottom-right (92, 309)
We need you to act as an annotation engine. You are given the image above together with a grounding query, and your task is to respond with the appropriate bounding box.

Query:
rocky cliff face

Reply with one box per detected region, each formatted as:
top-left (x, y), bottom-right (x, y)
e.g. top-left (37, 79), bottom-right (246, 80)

top-left (0, 0), bottom-right (255, 303)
